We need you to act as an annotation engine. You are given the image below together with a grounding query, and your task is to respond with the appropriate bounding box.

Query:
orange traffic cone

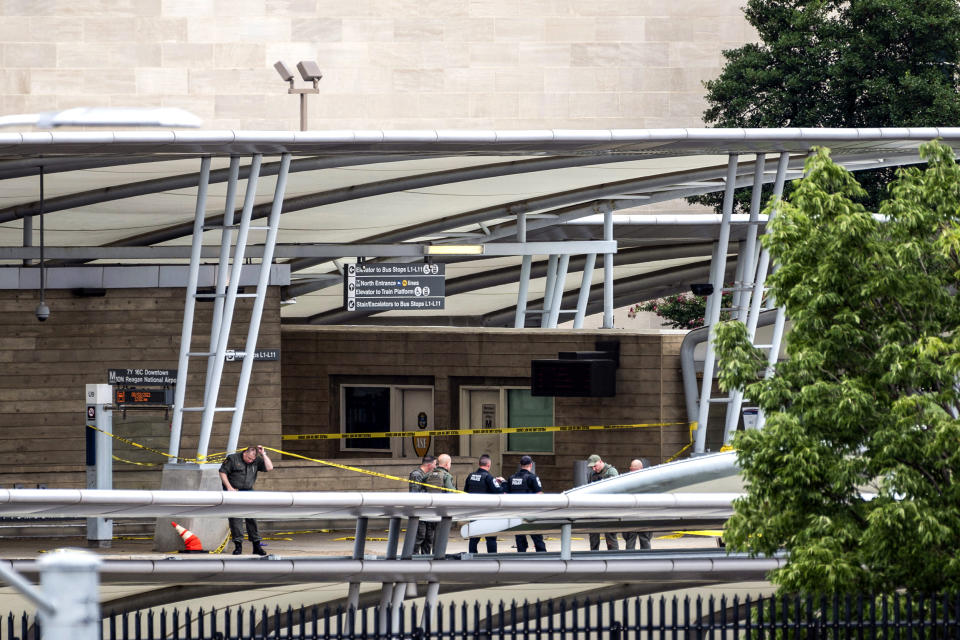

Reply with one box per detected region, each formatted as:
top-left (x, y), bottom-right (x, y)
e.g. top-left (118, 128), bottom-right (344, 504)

top-left (171, 521), bottom-right (204, 553)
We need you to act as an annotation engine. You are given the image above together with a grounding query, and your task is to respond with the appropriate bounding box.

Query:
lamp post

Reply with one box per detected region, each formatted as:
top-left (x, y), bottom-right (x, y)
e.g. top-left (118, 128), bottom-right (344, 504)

top-left (274, 60), bottom-right (322, 131)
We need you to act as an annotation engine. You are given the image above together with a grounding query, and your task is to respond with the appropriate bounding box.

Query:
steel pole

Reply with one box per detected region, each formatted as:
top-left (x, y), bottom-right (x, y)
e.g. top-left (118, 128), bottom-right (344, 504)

top-left (573, 253), bottom-right (597, 328)
top-left (169, 156), bottom-right (212, 460)
top-left (695, 154), bottom-right (738, 453)
top-left (602, 207), bottom-right (614, 328)
top-left (226, 153), bottom-right (291, 454)
top-left (547, 254), bottom-right (570, 328)
top-left (197, 154), bottom-right (262, 462)
top-left (37, 550), bottom-right (101, 640)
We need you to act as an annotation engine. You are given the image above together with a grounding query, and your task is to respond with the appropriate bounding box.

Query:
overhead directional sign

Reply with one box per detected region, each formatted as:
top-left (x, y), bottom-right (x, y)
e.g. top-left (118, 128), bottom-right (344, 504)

top-left (344, 263), bottom-right (445, 311)
top-left (108, 368), bottom-right (177, 386)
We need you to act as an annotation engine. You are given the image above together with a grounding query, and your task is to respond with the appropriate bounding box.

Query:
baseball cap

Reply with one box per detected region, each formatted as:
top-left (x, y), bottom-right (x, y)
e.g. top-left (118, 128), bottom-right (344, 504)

top-left (520, 455), bottom-right (533, 465)
top-left (586, 454), bottom-right (601, 464)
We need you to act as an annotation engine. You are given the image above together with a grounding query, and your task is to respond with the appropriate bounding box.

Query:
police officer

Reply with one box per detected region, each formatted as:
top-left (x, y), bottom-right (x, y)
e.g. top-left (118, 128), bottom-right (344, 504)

top-left (463, 453), bottom-right (504, 553)
top-left (623, 458), bottom-right (653, 550)
top-left (408, 455), bottom-right (437, 554)
top-left (586, 453), bottom-right (619, 550)
top-left (507, 455), bottom-right (546, 552)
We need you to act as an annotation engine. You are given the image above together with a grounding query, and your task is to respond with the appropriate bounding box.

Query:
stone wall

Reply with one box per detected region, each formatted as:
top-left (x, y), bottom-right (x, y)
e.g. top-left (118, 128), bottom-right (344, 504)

top-left (281, 325), bottom-right (689, 492)
top-left (0, 1), bottom-right (755, 131)
top-left (0, 286), bottom-right (283, 489)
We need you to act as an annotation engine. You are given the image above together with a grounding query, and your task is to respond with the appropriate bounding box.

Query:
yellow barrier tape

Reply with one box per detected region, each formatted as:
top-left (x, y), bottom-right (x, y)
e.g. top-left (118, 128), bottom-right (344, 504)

top-left (263, 446), bottom-right (466, 493)
top-left (283, 420), bottom-right (692, 441)
top-left (656, 529), bottom-right (724, 539)
top-left (87, 424), bottom-right (231, 465)
top-left (664, 422), bottom-right (697, 463)
top-left (213, 533), bottom-right (230, 554)
top-left (112, 455), bottom-right (164, 467)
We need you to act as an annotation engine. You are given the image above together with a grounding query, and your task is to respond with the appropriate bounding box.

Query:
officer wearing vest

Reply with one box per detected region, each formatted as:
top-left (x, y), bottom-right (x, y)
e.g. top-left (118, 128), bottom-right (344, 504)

top-left (507, 455), bottom-right (546, 552)
top-left (463, 453), bottom-right (504, 553)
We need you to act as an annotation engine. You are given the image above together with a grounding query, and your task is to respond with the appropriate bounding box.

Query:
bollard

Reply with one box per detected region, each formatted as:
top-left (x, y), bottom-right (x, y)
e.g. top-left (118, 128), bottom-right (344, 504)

top-left (37, 549), bottom-right (101, 640)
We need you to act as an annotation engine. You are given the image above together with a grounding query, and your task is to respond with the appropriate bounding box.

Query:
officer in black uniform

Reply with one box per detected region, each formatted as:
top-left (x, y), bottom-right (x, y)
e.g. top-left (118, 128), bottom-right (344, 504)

top-left (463, 453), bottom-right (504, 553)
top-left (507, 455), bottom-right (547, 552)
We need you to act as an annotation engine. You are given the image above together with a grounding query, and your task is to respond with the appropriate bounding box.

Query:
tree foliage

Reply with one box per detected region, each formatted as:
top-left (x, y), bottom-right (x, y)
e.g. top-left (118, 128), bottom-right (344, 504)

top-left (715, 141), bottom-right (960, 594)
top-left (628, 291), bottom-right (731, 330)
top-left (694, 0), bottom-right (960, 212)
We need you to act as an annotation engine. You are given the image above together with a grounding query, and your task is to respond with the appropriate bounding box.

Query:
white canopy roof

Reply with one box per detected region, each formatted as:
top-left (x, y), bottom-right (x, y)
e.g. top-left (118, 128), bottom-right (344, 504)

top-left (0, 127), bottom-right (948, 325)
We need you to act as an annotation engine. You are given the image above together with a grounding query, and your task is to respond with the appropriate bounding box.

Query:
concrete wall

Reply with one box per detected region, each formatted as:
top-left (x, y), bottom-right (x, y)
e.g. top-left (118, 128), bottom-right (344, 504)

top-left (281, 325), bottom-right (689, 492)
top-left (0, 0), bottom-right (755, 130)
top-left (0, 286), bottom-right (283, 489)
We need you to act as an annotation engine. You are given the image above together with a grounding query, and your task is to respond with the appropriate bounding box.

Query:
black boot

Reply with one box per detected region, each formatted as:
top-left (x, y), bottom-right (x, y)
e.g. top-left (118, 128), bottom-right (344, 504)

top-left (232, 541), bottom-right (243, 555)
top-left (252, 542), bottom-right (267, 556)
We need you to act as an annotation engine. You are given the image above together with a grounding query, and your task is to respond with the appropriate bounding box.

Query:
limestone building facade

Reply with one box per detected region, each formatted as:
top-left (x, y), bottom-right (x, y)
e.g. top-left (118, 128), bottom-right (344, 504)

top-left (0, 0), bottom-right (755, 130)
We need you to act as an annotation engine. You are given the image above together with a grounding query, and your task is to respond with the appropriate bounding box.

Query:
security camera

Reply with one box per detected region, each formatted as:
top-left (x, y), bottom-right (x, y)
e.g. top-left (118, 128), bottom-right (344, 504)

top-left (273, 61), bottom-right (295, 82)
top-left (35, 301), bottom-right (50, 322)
top-left (690, 283), bottom-right (714, 297)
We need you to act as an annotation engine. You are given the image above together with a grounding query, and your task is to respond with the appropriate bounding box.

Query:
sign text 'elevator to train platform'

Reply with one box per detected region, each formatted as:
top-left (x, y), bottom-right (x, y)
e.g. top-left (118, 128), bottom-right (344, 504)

top-left (344, 263), bottom-right (446, 311)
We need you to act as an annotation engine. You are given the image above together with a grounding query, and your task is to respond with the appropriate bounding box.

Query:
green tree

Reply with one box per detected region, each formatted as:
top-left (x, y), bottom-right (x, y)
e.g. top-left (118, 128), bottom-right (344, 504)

top-left (629, 290), bottom-right (732, 330)
top-left (694, 0), bottom-right (960, 212)
top-left (715, 141), bottom-right (960, 594)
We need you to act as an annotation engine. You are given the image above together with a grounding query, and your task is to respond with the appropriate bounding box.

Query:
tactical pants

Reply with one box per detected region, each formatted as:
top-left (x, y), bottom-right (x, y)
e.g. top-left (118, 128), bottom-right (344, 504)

top-left (468, 536), bottom-right (497, 554)
top-left (515, 534), bottom-right (546, 552)
top-left (228, 517), bottom-right (261, 544)
top-left (589, 532), bottom-right (619, 550)
top-left (415, 520), bottom-right (436, 555)
top-left (623, 531), bottom-right (652, 550)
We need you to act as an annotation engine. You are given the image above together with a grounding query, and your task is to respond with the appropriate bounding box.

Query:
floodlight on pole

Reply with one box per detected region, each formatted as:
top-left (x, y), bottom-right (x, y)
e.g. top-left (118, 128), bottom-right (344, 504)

top-left (274, 59), bottom-right (321, 131)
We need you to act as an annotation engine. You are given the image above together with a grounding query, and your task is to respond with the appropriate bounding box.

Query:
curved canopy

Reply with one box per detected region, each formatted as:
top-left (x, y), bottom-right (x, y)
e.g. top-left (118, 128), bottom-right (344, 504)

top-left (0, 127), bottom-right (948, 325)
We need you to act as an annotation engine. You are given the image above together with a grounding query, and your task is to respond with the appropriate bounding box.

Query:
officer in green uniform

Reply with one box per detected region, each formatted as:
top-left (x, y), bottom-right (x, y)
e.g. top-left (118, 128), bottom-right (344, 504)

top-left (586, 454), bottom-right (619, 550)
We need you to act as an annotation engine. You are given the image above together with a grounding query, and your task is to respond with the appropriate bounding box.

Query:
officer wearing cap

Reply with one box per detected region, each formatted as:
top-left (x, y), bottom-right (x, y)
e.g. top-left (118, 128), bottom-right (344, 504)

top-left (586, 453), bottom-right (619, 551)
top-left (507, 455), bottom-right (547, 552)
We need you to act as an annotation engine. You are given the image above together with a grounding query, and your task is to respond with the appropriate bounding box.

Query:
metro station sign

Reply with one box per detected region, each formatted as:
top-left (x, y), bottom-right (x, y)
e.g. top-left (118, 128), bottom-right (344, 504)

top-left (344, 263), bottom-right (445, 311)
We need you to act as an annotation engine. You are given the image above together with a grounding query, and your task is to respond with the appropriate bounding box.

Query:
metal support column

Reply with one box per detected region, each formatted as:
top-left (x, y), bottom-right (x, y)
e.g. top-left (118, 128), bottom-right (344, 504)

top-left (22, 213), bottom-right (31, 267)
top-left (546, 254), bottom-right (569, 328)
top-left (573, 253), bottom-right (596, 329)
top-left (226, 152), bottom-right (291, 454)
top-left (560, 523), bottom-right (572, 560)
top-left (204, 157), bottom-right (241, 397)
top-left (754, 152), bottom-right (792, 433)
top-left (602, 208), bottom-right (614, 328)
top-left (347, 516), bottom-right (368, 610)
top-left (694, 154), bottom-right (738, 454)
top-left (168, 156), bottom-right (212, 461)
top-left (37, 550), bottom-right (101, 640)
top-left (723, 154), bottom-right (766, 443)
top-left (515, 256), bottom-right (532, 328)
top-left (385, 517), bottom-right (401, 559)
top-left (514, 211), bottom-right (530, 328)
top-left (420, 516), bottom-right (452, 627)
top-left (540, 255), bottom-right (558, 328)
top-left (196, 154), bottom-right (263, 462)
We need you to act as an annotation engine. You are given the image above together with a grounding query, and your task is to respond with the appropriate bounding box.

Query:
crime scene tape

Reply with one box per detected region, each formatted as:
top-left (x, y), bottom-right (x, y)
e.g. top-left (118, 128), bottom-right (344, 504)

top-left (84, 425), bottom-right (465, 493)
top-left (89, 423), bottom-right (699, 493)
top-left (262, 447), bottom-right (466, 493)
top-left (283, 420), bottom-right (694, 441)
top-left (87, 424), bottom-right (230, 465)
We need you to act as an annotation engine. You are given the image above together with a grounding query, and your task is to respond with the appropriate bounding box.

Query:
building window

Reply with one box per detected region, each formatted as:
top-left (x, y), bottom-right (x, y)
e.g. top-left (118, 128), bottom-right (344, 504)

top-left (342, 386), bottom-right (390, 450)
top-left (506, 388), bottom-right (553, 453)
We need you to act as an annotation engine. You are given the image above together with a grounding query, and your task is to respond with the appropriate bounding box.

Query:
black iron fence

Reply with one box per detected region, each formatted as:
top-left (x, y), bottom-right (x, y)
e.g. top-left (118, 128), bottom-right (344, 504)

top-left (4, 592), bottom-right (960, 639)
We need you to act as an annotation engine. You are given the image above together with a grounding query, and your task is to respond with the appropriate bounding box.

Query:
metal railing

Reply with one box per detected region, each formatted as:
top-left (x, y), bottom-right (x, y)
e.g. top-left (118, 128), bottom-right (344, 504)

top-left (68, 593), bottom-right (960, 639)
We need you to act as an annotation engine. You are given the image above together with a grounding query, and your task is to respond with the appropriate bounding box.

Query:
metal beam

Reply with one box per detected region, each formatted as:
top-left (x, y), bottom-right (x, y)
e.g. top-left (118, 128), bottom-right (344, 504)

top-left (305, 244), bottom-right (714, 325)
top-left (53, 153), bottom-right (656, 258)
